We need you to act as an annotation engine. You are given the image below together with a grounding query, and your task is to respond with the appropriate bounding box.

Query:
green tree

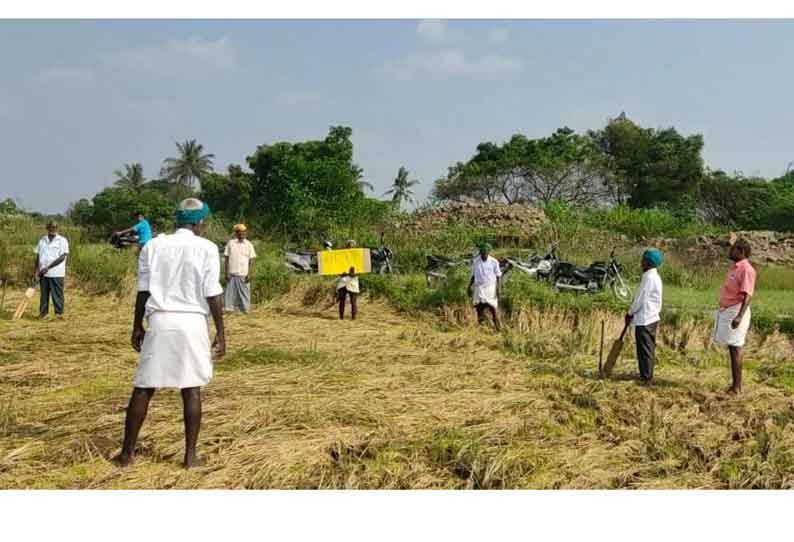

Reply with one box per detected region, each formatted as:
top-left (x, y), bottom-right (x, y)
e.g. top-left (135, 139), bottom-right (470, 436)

top-left (384, 166), bottom-right (420, 210)
top-left (113, 163), bottom-right (146, 192)
top-left (160, 139), bottom-right (215, 191)
top-left (70, 187), bottom-right (174, 232)
top-left (587, 113), bottom-right (705, 209)
top-left (247, 126), bottom-right (375, 238)
top-left (0, 198), bottom-right (20, 215)
top-left (200, 165), bottom-right (255, 223)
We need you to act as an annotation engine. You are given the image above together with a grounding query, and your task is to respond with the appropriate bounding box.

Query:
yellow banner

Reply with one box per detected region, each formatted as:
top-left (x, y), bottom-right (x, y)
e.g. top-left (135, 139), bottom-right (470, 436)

top-left (317, 248), bottom-right (372, 275)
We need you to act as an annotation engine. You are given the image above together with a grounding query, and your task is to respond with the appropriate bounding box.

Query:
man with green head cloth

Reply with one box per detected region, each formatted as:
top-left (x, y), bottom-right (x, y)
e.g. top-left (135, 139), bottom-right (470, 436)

top-left (467, 242), bottom-right (502, 331)
top-left (625, 248), bottom-right (664, 385)
top-left (113, 198), bottom-right (226, 469)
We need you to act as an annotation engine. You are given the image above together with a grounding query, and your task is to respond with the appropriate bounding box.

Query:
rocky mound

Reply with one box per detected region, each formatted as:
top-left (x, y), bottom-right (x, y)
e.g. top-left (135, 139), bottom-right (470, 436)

top-left (651, 231), bottom-right (794, 265)
top-left (392, 202), bottom-right (548, 241)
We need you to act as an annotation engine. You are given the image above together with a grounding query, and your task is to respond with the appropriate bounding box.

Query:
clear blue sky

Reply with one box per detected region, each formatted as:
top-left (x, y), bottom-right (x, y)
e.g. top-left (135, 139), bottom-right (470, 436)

top-left (1, 19), bottom-right (793, 213)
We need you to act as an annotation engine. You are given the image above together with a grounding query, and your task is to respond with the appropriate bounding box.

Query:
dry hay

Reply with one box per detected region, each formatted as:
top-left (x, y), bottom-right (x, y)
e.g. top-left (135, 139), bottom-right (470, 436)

top-left (2, 283), bottom-right (794, 489)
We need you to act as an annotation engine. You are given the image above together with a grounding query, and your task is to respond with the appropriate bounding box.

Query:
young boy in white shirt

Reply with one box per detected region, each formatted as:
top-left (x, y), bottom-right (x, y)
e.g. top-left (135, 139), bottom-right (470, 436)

top-left (625, 249), bottom-right (663, 385)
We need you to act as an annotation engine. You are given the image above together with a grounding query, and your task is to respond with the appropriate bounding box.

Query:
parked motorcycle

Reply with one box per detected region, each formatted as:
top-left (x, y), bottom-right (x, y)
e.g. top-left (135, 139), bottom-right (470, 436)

top-left (425, 253), bottom-right (511, 287)
top-left (552, 249), bottom-right (632, 301)
top-left (285, 236), bottom-right (394, 274)
top-left (502, 242), bottom-right (559, 283)
top-left (425, 254), bottom-right (468, 286)
top-left (109, 232), bottom-right (138, 249)
top-left (368, 233), bottom-right (395, 274)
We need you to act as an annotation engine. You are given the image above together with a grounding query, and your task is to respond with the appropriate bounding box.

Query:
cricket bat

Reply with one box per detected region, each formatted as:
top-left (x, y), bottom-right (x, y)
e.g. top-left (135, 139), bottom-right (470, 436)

top-left (602, 322), bottom-right (629, 378)
top-left (12, 286), bottom-right (35, 320)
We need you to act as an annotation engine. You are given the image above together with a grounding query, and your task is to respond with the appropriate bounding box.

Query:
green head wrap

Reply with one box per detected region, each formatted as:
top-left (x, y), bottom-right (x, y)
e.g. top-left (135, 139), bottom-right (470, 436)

top-left (175, 199), bottom-right (210, 226)
top-left (478, 242), bottom-right (493, 253)
top-left (643, 248), bottom-right (663, 268)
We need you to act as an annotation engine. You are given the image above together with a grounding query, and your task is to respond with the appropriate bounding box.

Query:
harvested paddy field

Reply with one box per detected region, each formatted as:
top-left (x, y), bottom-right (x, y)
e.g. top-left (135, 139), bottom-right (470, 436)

top-left (2, 286), bottom-right (794, 489)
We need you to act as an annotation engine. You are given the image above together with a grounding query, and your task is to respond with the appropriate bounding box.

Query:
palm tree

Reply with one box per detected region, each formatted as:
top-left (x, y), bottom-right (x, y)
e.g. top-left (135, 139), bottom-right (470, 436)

top-left (357, 179), bottom-right (374, 193)
top-left (113, 163), bottom-right (146, 192)
top-left (160, 139), bottom-right (215, 190)
top-left (383, 166), bottom-right (420, 210)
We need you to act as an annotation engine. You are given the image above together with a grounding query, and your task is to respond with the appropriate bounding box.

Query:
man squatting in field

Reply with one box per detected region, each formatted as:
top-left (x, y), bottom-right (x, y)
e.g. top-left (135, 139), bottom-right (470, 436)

top-left (224, 223), bottom-right (257, 313)
top-left (625, 249), bottom-right (664, 386)
top-left (468, 242), bottom-right (502, 331)
top-left (713, 238), bottom-right (756, 395)
top-left (113, 198), bottom-right (226, 469)
top-left (33, 221), bottom-right (69, 319)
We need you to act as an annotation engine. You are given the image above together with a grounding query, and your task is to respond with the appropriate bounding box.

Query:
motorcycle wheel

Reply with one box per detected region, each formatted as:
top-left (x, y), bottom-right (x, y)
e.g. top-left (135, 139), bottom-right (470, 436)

top-left (611, 280), bottom-right (632, 302)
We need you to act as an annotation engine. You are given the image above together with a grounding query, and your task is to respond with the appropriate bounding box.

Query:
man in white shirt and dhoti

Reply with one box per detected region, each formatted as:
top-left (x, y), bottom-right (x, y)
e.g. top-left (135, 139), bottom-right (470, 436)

top-left (112, 198), bottom-right (226, 469)
top-left (468, 242), bottom-right (502, 332)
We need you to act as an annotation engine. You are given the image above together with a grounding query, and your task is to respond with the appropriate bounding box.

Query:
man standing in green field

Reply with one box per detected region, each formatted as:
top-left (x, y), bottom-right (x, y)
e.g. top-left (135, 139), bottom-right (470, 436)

top-left (33, 221), bottom-right (69, 319)
top-left (713, 238), bottom-right (756, 395)
top-left (223, 223), bottom-right (256, 313)
top-left (625, 249), bottom-right (664, 385)
top-left (468, 242), bottom-right (502, 331)
top-left (112, 198), bottom-right (226, 469)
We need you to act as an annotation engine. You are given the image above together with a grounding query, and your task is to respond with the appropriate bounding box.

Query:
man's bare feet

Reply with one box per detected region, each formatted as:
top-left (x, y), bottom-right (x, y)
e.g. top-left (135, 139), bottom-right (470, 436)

top-left (111, 453), bottom-right (135, 467)
top-left (183, 455), bottom-right (206, 469)
top-left (725, 386), bottom-right (741, 395)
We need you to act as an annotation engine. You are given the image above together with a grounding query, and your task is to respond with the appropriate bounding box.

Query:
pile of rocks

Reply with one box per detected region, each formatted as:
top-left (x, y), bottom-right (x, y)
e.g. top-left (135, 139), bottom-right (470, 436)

top-left (650, 231), bottom-right (794, 265)
top-left (392, 202), bottom-right (548, 240)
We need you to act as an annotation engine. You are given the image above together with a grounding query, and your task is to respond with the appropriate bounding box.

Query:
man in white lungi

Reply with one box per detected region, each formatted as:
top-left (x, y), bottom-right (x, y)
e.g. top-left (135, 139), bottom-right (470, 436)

top-left (224, 223), bottom-right (256, 313)
top-left (467, 242), bottom-right (502, 331)
top-left (713, 238), bottom-right (756, 395)
top-left (112, 198), bottom-right (226, 469)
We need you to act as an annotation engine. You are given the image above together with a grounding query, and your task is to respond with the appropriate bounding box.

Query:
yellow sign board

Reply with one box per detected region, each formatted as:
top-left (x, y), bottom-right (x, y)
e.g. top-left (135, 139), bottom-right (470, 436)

top-left (317, 248), bottom-right (372, 276)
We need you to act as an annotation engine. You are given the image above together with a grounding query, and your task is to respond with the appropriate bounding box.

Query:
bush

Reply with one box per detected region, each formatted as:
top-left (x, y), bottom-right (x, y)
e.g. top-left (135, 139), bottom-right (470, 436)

top-left (69, 244), bottom-right (137, 297)
top-left (582, 205), bottom-right (714, 239)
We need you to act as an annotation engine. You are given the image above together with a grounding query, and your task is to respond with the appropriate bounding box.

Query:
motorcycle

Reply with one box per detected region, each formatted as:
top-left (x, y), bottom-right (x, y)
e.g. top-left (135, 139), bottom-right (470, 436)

top-left (425, 253), bottom-right (511, 287)
top-left (425, 254), bottom-right (468, 287)
top-left (284, 250), bottom-right (319, 273)
top-left (285, 236), bottom-right (394, 274)
top-left (109, 232), bottom-right (139, 249)
top-left (552, 249), bottom-right (632, 301)
top-left (501, 242), bottom-right (559, 283)
top-left (368, 233), bottom-right (395, 274)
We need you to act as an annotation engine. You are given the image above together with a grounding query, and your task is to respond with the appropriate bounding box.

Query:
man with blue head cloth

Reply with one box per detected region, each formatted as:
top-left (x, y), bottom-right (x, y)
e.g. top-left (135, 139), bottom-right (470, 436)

top-left (625, 248), bottom-right (664, 385)
top-left (113, 198), bottom-right (226, 469)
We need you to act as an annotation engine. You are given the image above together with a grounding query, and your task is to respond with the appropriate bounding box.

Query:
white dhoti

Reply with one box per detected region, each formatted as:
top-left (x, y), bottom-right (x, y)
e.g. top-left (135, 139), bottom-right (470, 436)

top-left (713, 304), bottom-right (751, 348)
top-left (134, 311), bottom-right (213, 389)
top-left (473, 282), bottom-right (498, 308)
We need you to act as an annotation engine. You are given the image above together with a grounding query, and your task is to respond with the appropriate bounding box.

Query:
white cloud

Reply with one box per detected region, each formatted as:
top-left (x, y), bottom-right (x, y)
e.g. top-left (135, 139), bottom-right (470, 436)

top-left (488, 27), bottom-right (510, 45)
top-left (32, 66), bottom-right (96, 86)
top-left (383, 48), bottom-right (523, 81)
top-left (99, 36), bottom-right (236, 79)
top-left (417, 20), bottom-right (449, 45)
top-left (276, 91), bottom-right (323, 106)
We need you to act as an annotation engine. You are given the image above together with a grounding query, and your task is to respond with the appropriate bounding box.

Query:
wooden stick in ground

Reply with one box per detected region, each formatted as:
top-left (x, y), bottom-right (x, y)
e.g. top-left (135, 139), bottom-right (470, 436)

top-left (599, 320), bottom-right (605, 376)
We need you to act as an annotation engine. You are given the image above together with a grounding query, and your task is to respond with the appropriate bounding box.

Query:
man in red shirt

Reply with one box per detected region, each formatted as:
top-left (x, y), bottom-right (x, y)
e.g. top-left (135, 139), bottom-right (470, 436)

top-left (713, 238), bottom-right (756, 395)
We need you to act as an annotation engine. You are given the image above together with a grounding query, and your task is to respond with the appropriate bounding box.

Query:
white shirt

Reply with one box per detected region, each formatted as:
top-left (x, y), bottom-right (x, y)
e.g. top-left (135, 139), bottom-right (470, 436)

top-left (472, 255), bottom-right (502, 287)
top-left (137, 229), bottom-right (224, 317)
top-left (224, 238), bottom-right (257, 277)
top-left (629, 267), bottom-right (663, 326)
top-left (34, 234), bottom-right (70, 278)
top-left (336, 275), bottom-right (360, 293)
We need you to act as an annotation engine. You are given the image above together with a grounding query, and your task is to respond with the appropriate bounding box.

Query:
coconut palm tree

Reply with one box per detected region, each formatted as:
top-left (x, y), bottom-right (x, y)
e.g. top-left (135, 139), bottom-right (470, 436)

top-left (113, 163), bottom-right (146, 192)
top-left (383, 166), bottom-right (419, 210)
top-left (357, 179), bottom-right (374, 193)
top-left (160, 139), bottom-right (215, 190)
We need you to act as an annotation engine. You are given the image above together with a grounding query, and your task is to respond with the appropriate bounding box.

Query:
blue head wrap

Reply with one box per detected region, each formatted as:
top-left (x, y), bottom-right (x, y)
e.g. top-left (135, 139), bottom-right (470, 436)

top-left (175, 201), bottom-right (210, 226)
top-left (643, 248), bottom-right (663, 268)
